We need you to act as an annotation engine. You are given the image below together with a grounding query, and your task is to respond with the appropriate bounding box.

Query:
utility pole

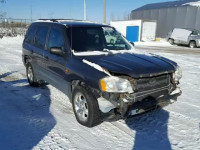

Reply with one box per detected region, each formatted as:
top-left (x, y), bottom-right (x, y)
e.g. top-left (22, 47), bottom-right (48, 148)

top-left (104, 0), bottom-right (106, 23)
top-left (30, 5), bottom-right (32, 22)
top-left (84, 0), bottom-right (86, 20)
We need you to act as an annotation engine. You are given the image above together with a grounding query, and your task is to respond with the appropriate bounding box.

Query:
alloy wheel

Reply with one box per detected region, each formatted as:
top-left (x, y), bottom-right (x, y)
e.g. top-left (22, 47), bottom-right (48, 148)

top-left (27, 66), bottom-right (34, 83)
top-left (74, 92), bottom-right (89, 122)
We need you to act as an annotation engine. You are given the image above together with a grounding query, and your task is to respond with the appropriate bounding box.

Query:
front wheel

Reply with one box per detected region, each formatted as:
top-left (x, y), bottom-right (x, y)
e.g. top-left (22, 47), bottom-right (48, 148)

top-left (72, 85), bottom-right (102, 127)
top-left (189, 41), bottom-right (196, 48)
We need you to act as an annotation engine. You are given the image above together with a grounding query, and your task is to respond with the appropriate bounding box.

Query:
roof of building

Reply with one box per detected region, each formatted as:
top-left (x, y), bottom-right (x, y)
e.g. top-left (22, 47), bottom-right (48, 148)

top-left (133, 0), bottom-right (200, 11)
top-left (34, 19), bottom-right (110, 27)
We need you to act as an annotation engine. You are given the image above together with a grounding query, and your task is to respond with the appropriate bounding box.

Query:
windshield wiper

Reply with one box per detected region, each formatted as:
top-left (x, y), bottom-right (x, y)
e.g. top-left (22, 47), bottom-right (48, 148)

top-left (103, 49), bottom-right (114, 54)
top-left (103, 49), bottom-right (110, 52)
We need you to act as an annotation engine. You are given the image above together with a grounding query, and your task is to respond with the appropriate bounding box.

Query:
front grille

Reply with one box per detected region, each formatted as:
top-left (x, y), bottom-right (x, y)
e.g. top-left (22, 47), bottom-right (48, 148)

top-left (134, 74), bottom-right (170, 93)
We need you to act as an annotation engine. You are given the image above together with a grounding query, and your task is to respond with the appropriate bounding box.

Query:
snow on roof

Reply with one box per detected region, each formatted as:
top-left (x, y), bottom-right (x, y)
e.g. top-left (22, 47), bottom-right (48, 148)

top-left (133, 0), bottom-right (200, 11)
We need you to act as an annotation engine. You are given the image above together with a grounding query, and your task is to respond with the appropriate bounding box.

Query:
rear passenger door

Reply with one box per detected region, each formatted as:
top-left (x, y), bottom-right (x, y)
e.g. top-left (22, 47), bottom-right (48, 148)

top-left (32, 25), bottom-right (50, 80)
top-left (44, 24), bottom-right (71, 95)
top-left (23, 23), bottom-right (37, 64)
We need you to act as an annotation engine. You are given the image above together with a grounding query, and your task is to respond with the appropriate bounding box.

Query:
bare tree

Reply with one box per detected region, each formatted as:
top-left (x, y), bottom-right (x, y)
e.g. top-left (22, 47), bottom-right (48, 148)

top-left (110, 12), bottom-right (116, 21)
top-left (123, 11), bottom-right (131, 21)
top-left (0, 0), bottom-right (6, 19)
top-left (0, 0), bottom-right (6, 3)
top-left (0, 11), bottom-right (6, 19)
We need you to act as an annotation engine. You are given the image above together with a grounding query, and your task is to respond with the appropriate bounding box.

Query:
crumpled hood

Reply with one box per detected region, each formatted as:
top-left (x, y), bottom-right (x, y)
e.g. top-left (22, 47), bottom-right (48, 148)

top-left (80, 53), bottom-right (177, 78)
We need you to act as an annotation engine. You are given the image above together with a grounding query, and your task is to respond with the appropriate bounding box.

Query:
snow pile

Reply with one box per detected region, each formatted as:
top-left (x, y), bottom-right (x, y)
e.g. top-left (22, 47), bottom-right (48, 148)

top-left (0, 36), bottom-right (24, 45)
top-left (184, 1), bottom-right (200, 7)
top-left (135, 40), bottom-right (172, 47)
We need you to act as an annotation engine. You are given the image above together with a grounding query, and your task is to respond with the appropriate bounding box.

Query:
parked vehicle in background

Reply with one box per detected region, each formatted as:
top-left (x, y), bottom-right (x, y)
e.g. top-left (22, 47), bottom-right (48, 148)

top-left (167, 28), bottom-right (200, 48)
top-left (22, 19), bottom-right (182, 127)
top-left (104, 30), bottom-right (118, 44)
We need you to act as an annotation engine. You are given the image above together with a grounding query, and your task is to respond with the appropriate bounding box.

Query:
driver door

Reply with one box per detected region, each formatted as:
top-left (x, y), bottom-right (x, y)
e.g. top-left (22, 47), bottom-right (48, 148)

top-left (44, 24), bottom-right (71, 96)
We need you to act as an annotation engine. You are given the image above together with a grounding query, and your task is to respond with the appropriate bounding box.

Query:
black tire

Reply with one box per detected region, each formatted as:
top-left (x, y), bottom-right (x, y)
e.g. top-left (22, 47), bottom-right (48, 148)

top-left (168, 38), bottom-right (174, 45)
top-left (26, 63), bottom-right (39, 87)
top-left (189, 41), bottom-right (196, 48)
top-left (72, 85), bottom-right (102, 127)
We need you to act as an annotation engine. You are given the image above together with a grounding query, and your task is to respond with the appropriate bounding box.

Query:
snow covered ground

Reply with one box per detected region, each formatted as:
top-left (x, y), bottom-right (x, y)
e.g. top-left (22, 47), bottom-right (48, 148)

top-left (135, 40), bottom-right (172, 47)
top-left (135, 39), bottom-right (194, 49)
top-left (0, 36), bottom-right (199, 150)
top-left (135, 40), bottom-right (200, 54)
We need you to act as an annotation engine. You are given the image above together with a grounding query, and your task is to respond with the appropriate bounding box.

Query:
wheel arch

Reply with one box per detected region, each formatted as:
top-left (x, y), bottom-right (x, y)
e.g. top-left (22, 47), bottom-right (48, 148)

top-left (24, 55), bottom-right (32, 66)
top-left (168, 38), bottom-right (174, 41)
top-left (70, 79), bottom-right (100, 101)
top-left (189, 40), bottom-right (197, 48)
top-left (190, 40), bottom-right (196, 43)
top-left (71, 80), bottom-right (82, 91)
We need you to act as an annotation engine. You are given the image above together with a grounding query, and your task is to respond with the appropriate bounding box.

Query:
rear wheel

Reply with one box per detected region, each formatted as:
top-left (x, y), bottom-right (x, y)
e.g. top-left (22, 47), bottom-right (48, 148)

top-left (26, 63), bottom-right (39, 87)
top-left (189, 41), bottom-right (196, 48)
top-left (168, 38), bottom-right (174, 45)
top-left (72, 85), bottom-right (102, 127)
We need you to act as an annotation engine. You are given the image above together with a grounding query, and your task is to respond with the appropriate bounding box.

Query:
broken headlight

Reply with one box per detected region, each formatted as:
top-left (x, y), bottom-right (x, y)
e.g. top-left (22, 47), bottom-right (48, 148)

top-left (100, 76), bottom-right (133, 93)
top-left (173, 65), bottom-right (182, 83)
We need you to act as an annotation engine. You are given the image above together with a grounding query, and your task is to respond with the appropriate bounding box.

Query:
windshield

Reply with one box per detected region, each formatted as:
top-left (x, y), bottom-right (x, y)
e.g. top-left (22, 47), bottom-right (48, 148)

top-left (191, 29), bottom-right (200, 35)
top-left (67, 26), bottom-right (131, 52)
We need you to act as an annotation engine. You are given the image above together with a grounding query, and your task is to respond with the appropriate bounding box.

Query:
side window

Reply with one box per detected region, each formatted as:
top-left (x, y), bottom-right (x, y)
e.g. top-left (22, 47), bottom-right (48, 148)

top-left (34, 26), bottom-right (49, 49)
top-left (192, 31), bottom-right (198, 35)
top-left (48, 28), bottom-right (65, 52)
top-left (24, 24), bottom-right (36, 44)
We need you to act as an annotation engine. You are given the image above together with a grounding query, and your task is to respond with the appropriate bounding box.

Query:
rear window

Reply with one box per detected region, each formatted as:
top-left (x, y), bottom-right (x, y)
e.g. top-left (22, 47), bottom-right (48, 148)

top-left (24, 24), bottom-right (37, 44)
top-left (34, 26), bottom-right (49, 49)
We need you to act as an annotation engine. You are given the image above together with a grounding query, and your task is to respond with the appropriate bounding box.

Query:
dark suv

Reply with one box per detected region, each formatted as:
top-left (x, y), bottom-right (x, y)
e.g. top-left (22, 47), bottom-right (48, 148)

top-left (22, 19), bottom-right (182, 127)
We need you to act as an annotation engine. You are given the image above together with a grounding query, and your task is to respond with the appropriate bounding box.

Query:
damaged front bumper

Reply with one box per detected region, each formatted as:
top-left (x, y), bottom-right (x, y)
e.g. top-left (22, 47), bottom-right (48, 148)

top-left (99, 87), bottom-right (182, 121)
top-left (128, 87), bottom-right (181, 116)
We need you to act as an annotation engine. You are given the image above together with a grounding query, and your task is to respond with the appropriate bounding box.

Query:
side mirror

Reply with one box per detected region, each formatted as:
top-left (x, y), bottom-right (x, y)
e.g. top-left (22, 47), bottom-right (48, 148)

top-left (130, 42), bottom-right (135, 46)
top-left (50, 47), bottom-right (63, 56)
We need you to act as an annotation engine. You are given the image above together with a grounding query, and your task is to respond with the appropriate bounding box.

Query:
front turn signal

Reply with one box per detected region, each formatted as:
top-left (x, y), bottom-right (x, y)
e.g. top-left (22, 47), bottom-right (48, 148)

top-left (100, 79), bottom-right (107, 92)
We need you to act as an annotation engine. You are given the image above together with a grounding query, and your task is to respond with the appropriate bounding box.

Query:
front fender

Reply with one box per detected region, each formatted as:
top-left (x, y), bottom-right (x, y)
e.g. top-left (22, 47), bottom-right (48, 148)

top-left (66, 57), bottom-right (108, 91)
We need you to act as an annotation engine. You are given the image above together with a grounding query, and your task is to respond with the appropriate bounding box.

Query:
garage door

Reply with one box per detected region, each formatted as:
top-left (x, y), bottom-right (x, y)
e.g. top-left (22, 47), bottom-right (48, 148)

top-left (142, 22), bottom-right (157, 41)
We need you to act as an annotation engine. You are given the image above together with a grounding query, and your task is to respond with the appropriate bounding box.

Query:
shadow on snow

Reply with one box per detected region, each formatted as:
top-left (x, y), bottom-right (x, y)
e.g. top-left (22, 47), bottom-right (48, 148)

top-left (126, 109), bottom-right (171, 150)
top-left (0, 72), bottom-right (172, 150)
top-left (0, 72), bottom-right (56, 149)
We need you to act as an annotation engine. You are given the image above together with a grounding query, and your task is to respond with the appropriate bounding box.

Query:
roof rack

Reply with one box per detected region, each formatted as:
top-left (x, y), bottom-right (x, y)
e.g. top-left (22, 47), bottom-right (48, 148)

top-left (37, 19), bottom-right (86, 22)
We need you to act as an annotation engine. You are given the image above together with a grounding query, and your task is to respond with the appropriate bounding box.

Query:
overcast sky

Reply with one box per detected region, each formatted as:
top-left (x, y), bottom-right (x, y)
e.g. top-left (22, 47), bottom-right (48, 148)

top-left (0, 0), bottom-right (174, 23)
